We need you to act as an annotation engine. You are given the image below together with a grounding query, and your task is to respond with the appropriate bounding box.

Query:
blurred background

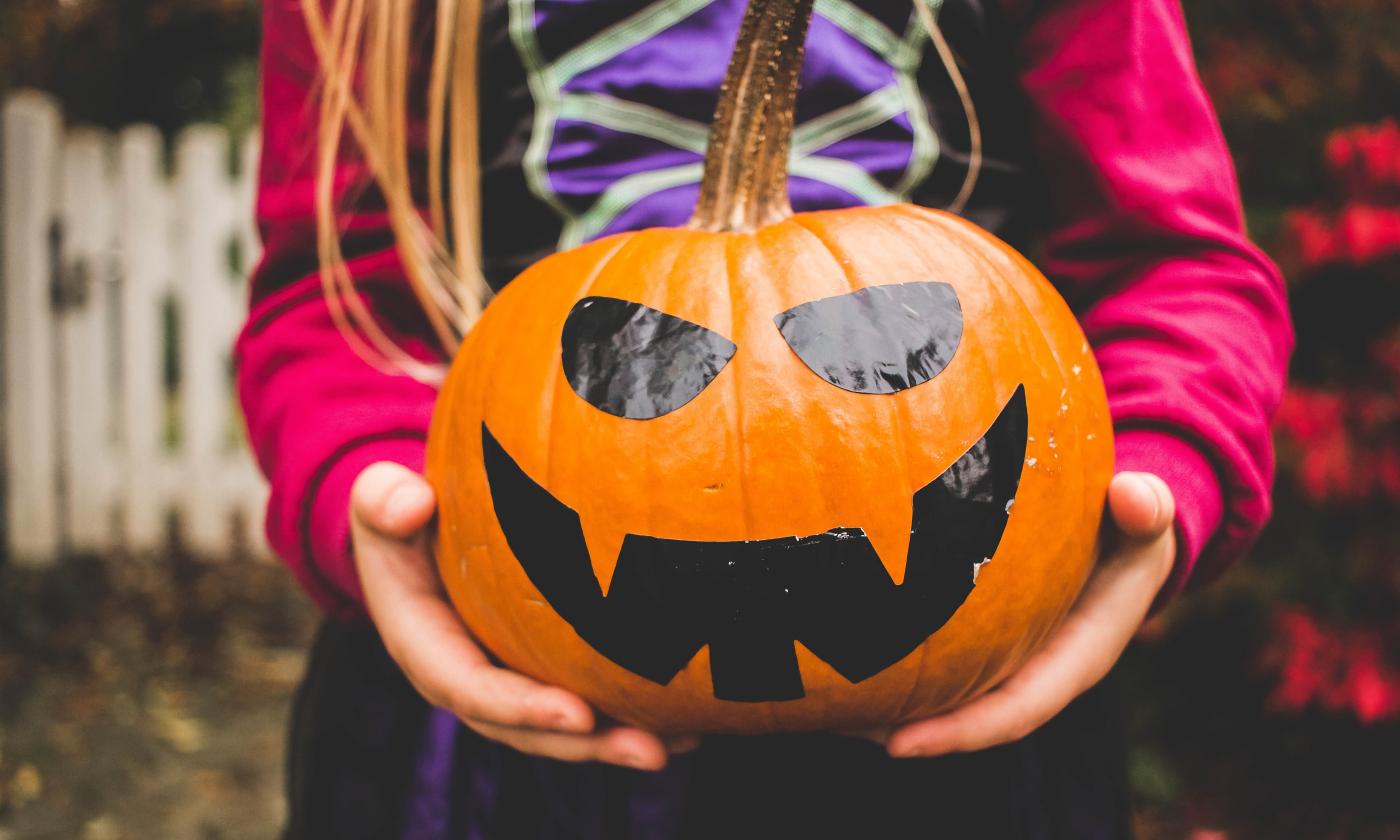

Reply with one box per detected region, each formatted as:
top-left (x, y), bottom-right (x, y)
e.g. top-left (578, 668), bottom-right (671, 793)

top-left (0, 0), bottom-right (1396, 837)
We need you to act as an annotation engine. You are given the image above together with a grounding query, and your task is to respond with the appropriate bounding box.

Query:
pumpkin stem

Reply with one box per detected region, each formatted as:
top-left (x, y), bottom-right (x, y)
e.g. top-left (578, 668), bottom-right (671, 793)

top-left (688, 0), bottom-right (815, 232)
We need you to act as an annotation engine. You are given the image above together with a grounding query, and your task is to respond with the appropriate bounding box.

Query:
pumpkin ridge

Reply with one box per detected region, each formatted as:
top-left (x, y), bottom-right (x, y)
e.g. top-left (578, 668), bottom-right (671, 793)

top-left (997, 243), bottom-right (1114, 582)
top-left (644, 230), bottom-right (717, 561)
top-left (723, 233), bottom-right (755, 547)
top-left (455, 366), bottom-right (541, 684)
top-left (785, 212), bottom-right (920, 593)
top-left (876, 207), bottom-right (1083, 710)
top-left (553, 230), bottom-right (683, 601)
top-left (770, 215), bottom-right (861, 530)
top-left (990, 266), bottom-right (1098, 633)
top-left (883, 208), bottom-right (1038, 412)
top-left (932, 210), bottom-right (1099, 653)
top-left (871, 211), bottom-right (992, 720)
top-left (538, 230), bottom-right (640, 508)
top-left (964, 229), bottom-right (1087, 568)
top-left (507, 233), bottom-right (641, 681)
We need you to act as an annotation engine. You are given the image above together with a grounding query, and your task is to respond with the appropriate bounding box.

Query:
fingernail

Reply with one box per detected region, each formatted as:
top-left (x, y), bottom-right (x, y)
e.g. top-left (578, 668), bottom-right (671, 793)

top-left (386, 482), bottom-right (429, 523)
top-left (523, 694), bottom-right (576, 730)
top-left (549, 709), bottom-right (583, 730)
top-left (619, 752), bottom-right (650, 769)
top-left (1144, 476), bottom-right (1163, 523)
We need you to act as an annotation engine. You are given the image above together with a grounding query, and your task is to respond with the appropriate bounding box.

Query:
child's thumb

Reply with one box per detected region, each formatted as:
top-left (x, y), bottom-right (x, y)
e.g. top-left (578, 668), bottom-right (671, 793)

top-left (1107, 471), bottom-right (1175, 541)
top-left (352, 462), bottom-right (437, 539)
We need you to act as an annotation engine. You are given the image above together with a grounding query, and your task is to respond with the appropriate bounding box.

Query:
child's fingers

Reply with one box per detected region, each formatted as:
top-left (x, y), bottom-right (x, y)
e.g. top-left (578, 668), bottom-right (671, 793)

top-left (835, 728), bottom-right (890, 745)
top-left (466, 720), bottom-right (671, 770)
top-left (442, 663), bottom-right (596, 732)
top-left (885, 525), bottom-right (1174, 758)
top-left (362, 543), bottom-right (595, 733)
top-left (351, 466), bottom-right (595, 735)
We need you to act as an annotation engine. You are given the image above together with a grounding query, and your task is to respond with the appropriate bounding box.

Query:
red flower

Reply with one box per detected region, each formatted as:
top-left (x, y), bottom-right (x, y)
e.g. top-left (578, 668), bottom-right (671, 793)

top-left (1263, 608), bottom-right (1400, 724)
top-left (1266, 609), bottom-right (1331, 712)
top-left (1282, 209), bottom-right (1335, 270)
top-left (1344, 643), bottom-right (1400, 724)
top-left (1324, 132), bottom-right (1352, 182)
top-left (1283, 204), bottom-right (1400, 270)
top-left (1276, 383), bottom-right (1400, 503)
top-left (1275, 388), bottom-right (1343, 447)
top-left (1334, 204), bottom-right (1400, 265)
top-left (1325, 119), bottom-right (1400, 199)
top-left (1276, 388), bottom-right (1358, 502)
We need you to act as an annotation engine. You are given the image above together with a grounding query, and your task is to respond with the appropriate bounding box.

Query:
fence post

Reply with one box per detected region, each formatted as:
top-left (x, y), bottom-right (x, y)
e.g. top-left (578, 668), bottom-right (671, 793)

top-left (57, 128), bottom-right (119, 553)
top-left (230, 133), bottom-right (270, 559)
top-left (173, 125), bottom-right (237, 556)
top-left (114, 124), bottom-right (174, 553)
top-left (2, 92), bottom-right (63, 564)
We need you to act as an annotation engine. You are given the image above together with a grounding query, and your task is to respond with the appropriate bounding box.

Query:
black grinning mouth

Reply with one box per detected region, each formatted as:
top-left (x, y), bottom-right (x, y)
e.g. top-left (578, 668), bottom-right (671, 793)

top-left (482, 385), bottom-right (1028, 702)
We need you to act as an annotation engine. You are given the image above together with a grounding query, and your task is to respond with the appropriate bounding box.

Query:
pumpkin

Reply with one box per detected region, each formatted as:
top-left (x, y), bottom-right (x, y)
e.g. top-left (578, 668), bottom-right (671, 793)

top-left (426, 0), bottom-right (1113, 734)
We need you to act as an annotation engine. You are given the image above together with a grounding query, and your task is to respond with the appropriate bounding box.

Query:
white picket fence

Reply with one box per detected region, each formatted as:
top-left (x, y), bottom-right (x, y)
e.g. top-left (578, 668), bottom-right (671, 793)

top-left (2, 90), bottom-right (269, 565)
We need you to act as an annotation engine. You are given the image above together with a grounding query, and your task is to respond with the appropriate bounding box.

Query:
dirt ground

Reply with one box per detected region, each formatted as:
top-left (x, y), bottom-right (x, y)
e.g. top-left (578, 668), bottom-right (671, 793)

top-left (0, 552), bottom-right (319, 839)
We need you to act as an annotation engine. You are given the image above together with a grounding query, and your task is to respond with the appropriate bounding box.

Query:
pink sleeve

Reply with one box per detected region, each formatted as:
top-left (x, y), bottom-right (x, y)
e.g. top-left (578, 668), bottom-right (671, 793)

top-left (235, 0), bottom-right (438, 617)
top-left (1009, 0), bottom-right (1293, 599)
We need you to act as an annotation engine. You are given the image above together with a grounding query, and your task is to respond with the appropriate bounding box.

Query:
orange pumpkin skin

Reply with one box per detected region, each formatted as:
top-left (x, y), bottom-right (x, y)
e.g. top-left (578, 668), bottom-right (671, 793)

top-left (426, 203), bottom-right (1113, 734)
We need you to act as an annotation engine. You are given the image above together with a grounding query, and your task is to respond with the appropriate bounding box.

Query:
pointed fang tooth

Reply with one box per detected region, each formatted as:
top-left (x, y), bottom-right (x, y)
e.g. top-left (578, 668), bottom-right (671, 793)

top-left (865, 518), bottom-right (913, 586)
top-left (580, 520), bottom-right (629, 597)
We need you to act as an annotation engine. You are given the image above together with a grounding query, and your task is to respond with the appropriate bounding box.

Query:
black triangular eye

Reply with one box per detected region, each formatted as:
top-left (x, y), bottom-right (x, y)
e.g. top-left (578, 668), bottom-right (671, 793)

top-left (773, 282), bottom-right (963, 394)
top-left (562, 296), bottom-right (737, 420)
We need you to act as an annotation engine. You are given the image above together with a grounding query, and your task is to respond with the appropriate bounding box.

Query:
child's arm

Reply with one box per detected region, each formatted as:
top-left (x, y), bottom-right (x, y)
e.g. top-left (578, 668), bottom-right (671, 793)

top-left (234, 0), bottom-right (439, 617)
top-left (1013, 0), bottom-right (1293, 601)
top-left (881, 0), bottom-right (1292, 756)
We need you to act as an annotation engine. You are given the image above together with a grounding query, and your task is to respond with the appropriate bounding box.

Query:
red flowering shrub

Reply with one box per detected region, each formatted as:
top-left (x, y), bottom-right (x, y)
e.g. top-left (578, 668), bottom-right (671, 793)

top-left (1265, 119), bottom-right (1400, 730)
top-left (1129, 7), bottom-right (1400, 834)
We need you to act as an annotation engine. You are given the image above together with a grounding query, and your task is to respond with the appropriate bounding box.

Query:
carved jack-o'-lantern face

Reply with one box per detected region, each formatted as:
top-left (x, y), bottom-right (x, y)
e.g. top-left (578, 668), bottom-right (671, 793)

top-left (424, 0), bottom-right (1113, 734)
top-left (489, 270), bottom-right (1023, 706)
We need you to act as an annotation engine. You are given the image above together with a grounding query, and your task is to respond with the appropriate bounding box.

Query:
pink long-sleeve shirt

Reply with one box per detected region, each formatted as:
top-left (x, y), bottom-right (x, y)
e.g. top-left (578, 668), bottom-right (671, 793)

top-left (237, 0), bottom-right (1292, 620)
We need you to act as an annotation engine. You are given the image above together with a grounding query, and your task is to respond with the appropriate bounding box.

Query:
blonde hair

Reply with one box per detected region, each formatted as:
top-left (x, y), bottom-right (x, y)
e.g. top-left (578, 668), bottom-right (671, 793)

top-left (298, 0), bottom-right (486, 382)
top-left (301, 0), bottom-right (979, 382)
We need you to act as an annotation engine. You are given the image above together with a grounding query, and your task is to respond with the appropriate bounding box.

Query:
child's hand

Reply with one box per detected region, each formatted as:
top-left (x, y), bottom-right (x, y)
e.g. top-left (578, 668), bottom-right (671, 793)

top-left (859, 471), bottom-right (1177, 758)
top-left (350, 462), bottom-right (696, 770)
